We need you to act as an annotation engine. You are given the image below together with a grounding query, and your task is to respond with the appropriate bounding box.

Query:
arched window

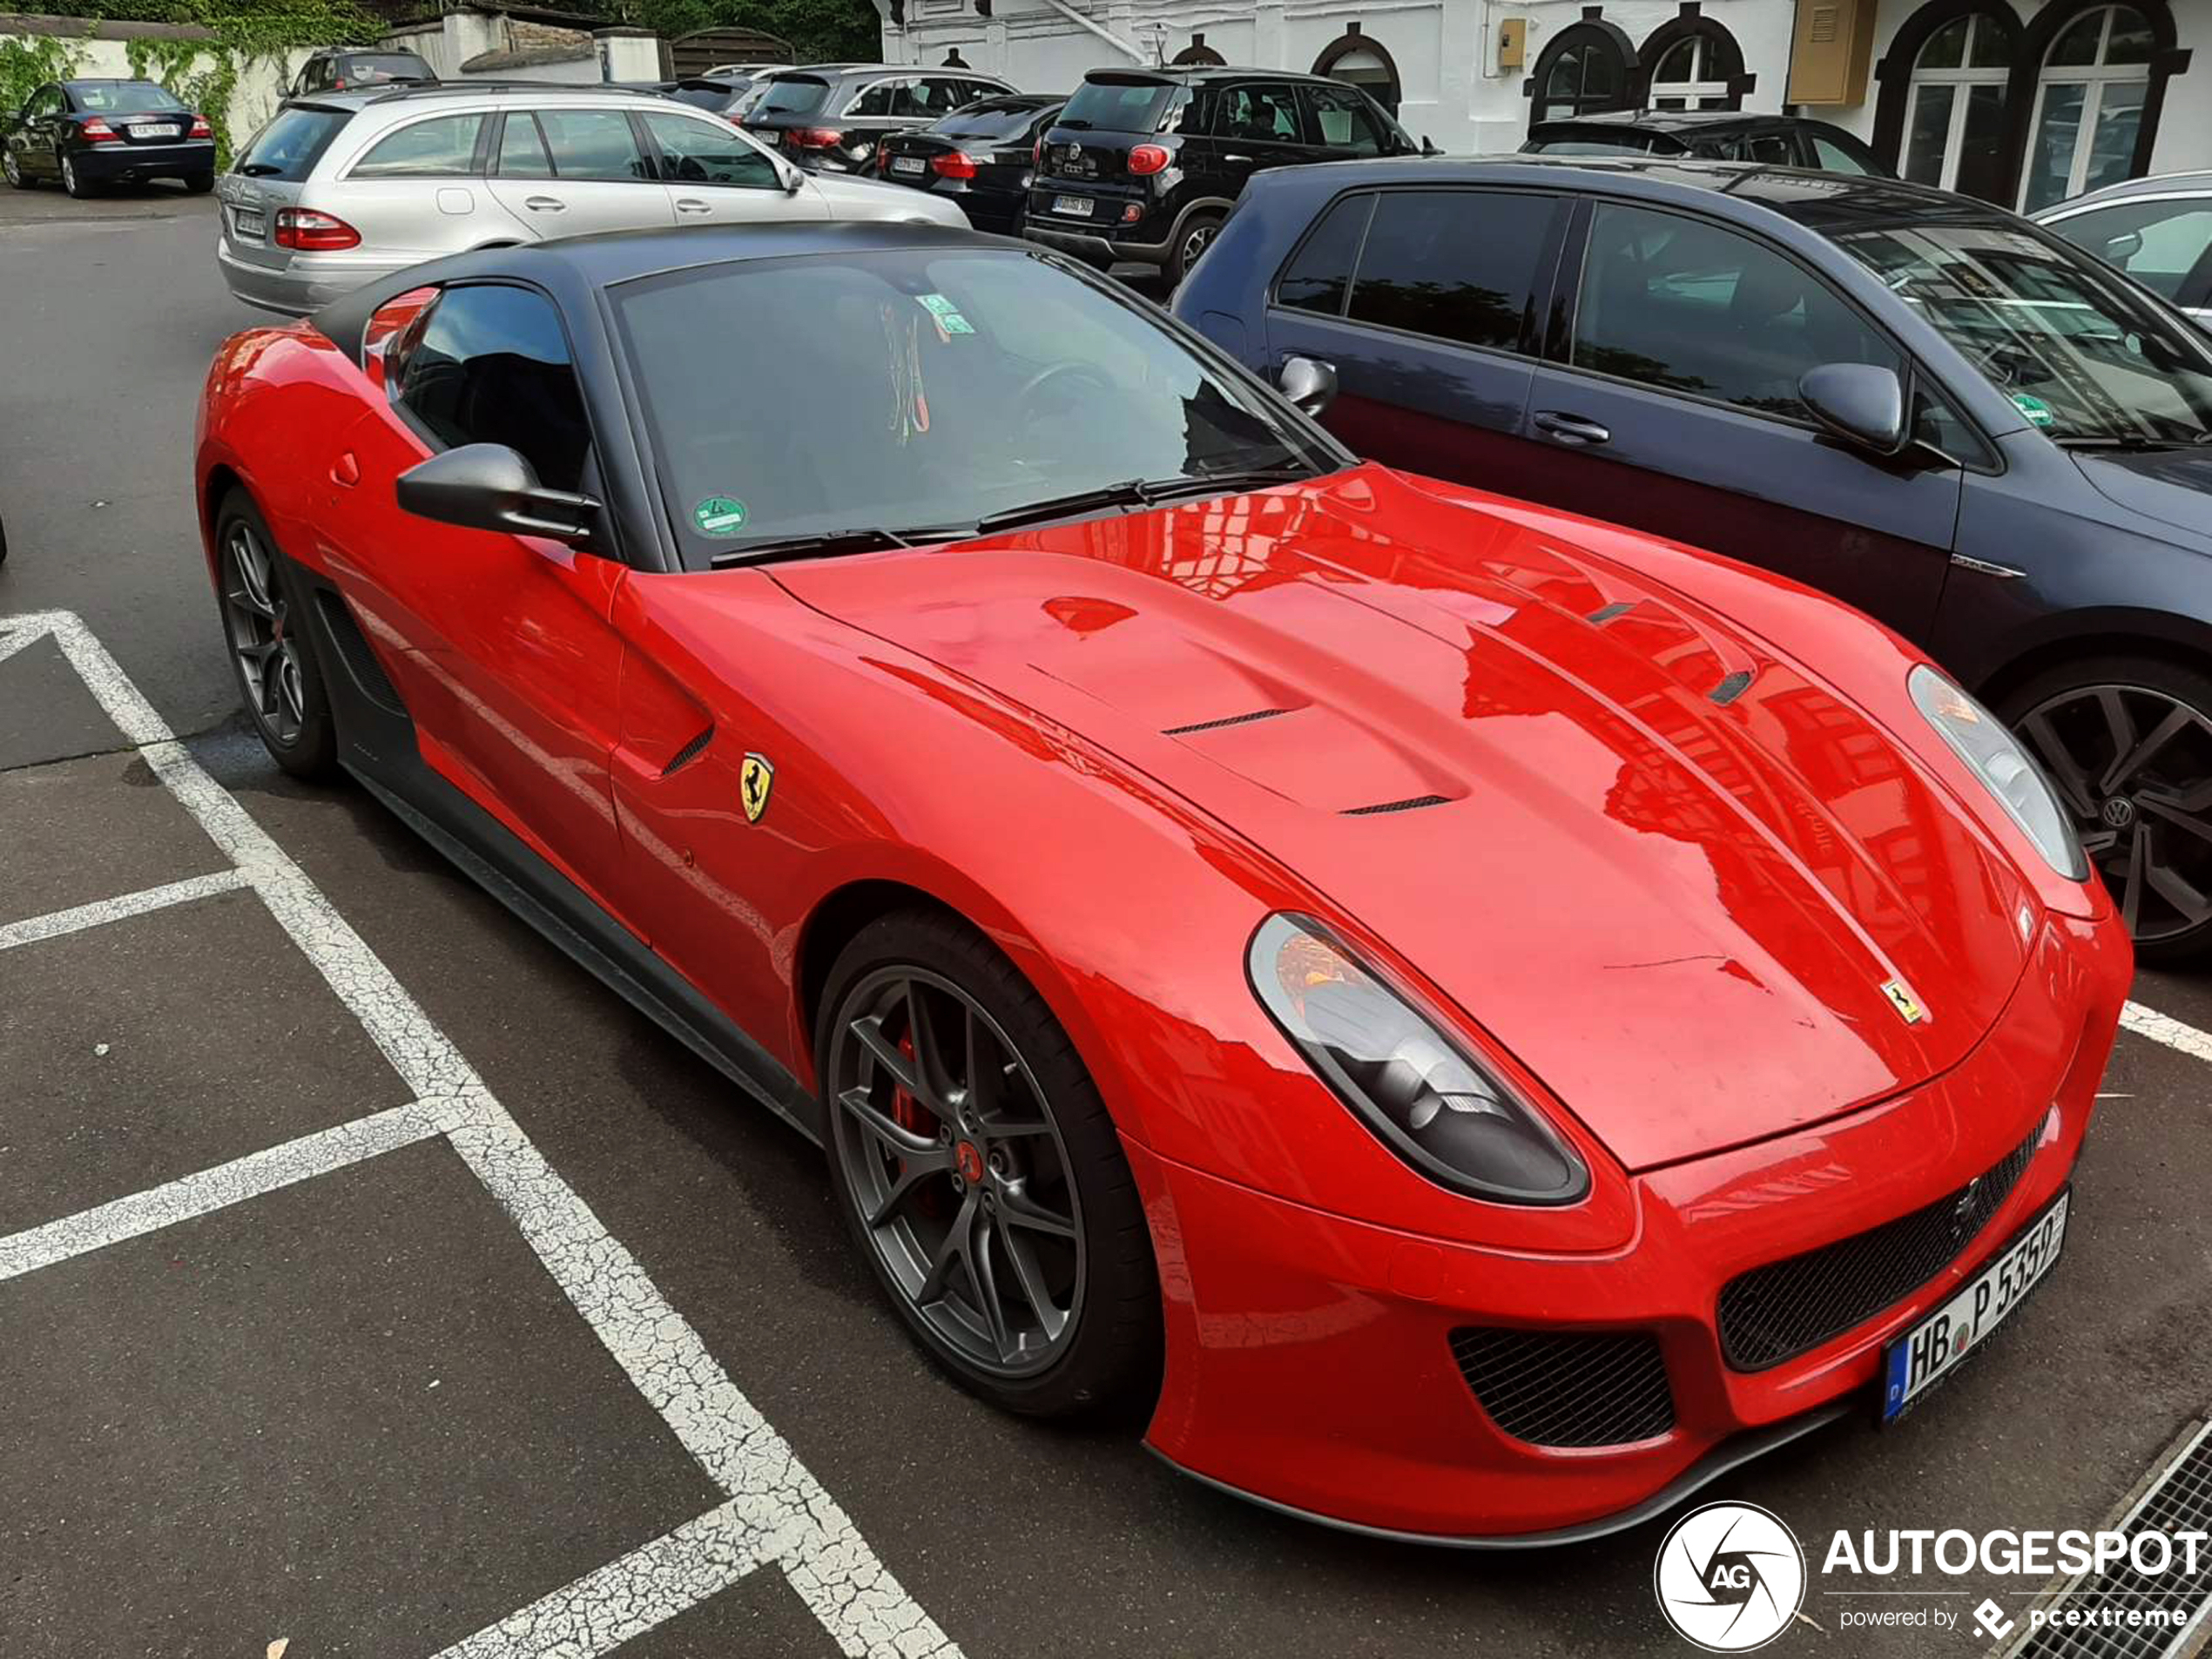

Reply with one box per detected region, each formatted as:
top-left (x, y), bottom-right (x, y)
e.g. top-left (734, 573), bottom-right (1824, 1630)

top-left (2020, 4), bottom-right (2156, 209)
top-left (1312, 23), bottom-right (1401, 115)
top-left (1635, 14), bottom-right (1747, 111)
top-left (1171, 33), bottom-right (1224, 67)
top-left (1528, 20), bottom-right (1635, 125)
top-left (1901, 10), bottom-right (2016, 193)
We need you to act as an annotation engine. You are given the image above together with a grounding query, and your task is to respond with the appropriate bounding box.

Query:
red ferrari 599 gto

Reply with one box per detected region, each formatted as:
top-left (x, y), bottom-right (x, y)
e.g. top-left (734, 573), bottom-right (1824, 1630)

top-left (194, 222), bottom-right (2132, 1545)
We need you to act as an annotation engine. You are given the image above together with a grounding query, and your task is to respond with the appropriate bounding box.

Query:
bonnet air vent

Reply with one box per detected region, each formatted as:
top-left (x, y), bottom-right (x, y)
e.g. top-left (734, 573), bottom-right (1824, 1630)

top-left (662, 725), bottom-right (714, 777)
top-left (1162, 707), bottom-right (1291, 737)
top-left (1588, 601), bottom-right (1636, 624)
top-left (1710, 670), bottom-right (1756, 706)
top-left (1342, 793), bottom-right (1452, 817)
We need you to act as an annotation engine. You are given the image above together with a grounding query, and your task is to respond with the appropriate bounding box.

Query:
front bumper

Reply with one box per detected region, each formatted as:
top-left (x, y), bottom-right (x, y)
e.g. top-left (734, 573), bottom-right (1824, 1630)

top-left (78, 138), bottom-right (213, 181)
top-left (1130, 910), bottom-right (2131, 1542)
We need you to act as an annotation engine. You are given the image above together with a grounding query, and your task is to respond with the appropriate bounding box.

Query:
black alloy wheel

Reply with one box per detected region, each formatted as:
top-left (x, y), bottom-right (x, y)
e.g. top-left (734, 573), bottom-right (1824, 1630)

top-left (2006, 656), bottom-right (2212, 961)
top-left (215, 490), bottom-right (338, 779)
top-left (819, 910), bottom-right (1160, 1418)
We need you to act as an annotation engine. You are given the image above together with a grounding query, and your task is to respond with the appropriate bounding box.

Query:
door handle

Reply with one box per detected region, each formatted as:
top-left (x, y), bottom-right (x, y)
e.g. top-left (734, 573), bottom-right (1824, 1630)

top-left (674, 197), bottom-right (711, 213)
top-left (1534, 410), bottom-right (1612, 446)
top-left (523, 195), bottom-right (567, 212)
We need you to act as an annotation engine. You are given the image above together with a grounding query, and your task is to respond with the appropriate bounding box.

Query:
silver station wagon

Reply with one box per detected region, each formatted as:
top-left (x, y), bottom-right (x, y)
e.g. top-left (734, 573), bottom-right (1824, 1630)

top-left (215, 82), bottom-right (971, 315)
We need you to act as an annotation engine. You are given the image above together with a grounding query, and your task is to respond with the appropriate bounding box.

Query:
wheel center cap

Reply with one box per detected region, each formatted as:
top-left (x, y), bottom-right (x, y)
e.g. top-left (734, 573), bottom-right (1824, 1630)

top-left (2101, 795), bottom-right (2137, 829)
top-left (955, 1141), bottom-right (985, 1185)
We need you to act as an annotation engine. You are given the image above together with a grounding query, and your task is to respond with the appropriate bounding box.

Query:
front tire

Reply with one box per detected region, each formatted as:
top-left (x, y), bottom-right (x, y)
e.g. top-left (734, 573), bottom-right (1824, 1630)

top-left (59, 152), bottom-right (94, 199)
top-left (817, 909), bottom-right (1161, 1419)
top-left (2002, 654), bottom-right (2212, 962)
top-left (213, 489), bottom-right (339, 780)
top-left (3, 149), bottom-right (30, 190)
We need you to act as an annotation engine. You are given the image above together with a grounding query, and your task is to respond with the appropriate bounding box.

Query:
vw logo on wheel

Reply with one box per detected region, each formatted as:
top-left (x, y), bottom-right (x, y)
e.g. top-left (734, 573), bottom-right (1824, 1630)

top-left (1653, 1501), bottom-right (1805, 1652)
top-left (2101, 795), bottom-right (2137, 828)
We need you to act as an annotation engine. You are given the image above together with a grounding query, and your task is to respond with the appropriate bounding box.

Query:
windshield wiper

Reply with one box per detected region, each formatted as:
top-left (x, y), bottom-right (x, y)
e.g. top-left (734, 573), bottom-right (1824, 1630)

top-left (971, 462), bottom-right (1321, 536)
top-left (707, 525), bottom-right (971, 568)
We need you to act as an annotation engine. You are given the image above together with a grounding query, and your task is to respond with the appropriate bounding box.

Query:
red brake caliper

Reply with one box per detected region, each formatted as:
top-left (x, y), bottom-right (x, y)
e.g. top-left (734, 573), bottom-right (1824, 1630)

top-left (888, 1025), bottom-right (949, 1218)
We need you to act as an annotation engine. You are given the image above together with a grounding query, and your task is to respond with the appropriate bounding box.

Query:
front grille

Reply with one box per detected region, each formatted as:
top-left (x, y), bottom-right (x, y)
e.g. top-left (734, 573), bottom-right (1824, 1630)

top-left (1718, 1127), bottom-right (2041, 1372)
top-left (1450, 1327), bottom-right (1676, 1448)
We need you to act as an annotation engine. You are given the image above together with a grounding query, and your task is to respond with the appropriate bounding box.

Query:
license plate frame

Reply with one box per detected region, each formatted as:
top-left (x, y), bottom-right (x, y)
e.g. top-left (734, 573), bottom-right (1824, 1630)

top-left (1051, 193), bottom-right (1094, 219)
top-left (129, 121), bottom-right (181, 138)
top-left (891, 155), bottom-right (926, 175)
top-left (232, 206), bottom-right (266, 240)
top-left (1878, 1188), bottom-right (2067, 1425)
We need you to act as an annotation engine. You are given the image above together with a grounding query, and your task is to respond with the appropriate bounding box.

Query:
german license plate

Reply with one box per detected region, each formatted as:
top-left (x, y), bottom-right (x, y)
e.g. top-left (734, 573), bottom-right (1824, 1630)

top-left (891, 155), bottom-right (925, 175)
top-left (130, 121), bottom-right (180, 138)
top-left (1879, 1190), bottom-right (2067, 1423)
top-left (232, 206), bottom-right (265, 239)
top-left (1052, 193), bottom-right (1093, 218)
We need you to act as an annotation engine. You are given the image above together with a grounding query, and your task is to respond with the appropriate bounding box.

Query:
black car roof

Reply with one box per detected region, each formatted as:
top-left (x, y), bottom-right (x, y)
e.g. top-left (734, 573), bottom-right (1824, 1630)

top-left (1082, 65), bottom-right (1348, 86)
top-left (1529, 110), bottom-right (1817, 134)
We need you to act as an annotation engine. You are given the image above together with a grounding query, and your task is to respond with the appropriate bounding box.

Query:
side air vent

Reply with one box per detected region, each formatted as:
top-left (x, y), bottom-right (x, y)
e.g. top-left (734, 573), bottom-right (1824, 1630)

top-left (663, 725), bottom-right (714, 777)
top-left (1588, 601), bottom-right (1636, 624)
top-left (1710, 670), bottom-right (1756, 705)
top-left (1342, 793), bottom-right (1452, 817)
top-left (1450, 1327), bottom-right (1676, 1448)
top-left (313, 590), bottom-right (405, 715)
top-left (1162, 707), bottom-right (1291, 737)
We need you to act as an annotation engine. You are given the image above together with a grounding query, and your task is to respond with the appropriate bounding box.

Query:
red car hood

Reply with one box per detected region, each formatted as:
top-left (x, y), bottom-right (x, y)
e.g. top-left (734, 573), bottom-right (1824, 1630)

top-left (766, 466), bottom-right (2037, 1171)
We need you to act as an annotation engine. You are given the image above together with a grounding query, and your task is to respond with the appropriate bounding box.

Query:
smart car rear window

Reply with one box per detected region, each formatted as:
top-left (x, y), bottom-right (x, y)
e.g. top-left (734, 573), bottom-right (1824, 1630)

top-left (235, 105), bottom-right (349, 181)
top-left (754, 76), bottom-right (830, 116)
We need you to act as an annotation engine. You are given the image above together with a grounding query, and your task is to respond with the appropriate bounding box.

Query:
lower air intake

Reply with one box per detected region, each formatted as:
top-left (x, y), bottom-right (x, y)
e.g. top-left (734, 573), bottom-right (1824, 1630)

top-left (1449, 1327), bottom-right (1676, 1448)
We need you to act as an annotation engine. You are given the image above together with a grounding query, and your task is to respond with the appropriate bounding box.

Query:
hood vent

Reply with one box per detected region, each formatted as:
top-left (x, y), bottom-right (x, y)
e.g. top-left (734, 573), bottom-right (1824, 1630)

top-left (1710, 670), bottom-right (1756, 706)
top-left (1342, 793), bottom-right (1452, 818)
top-left (1588, 601), bottom-right (1637, 625)
top-left (1163, 706), bottom-right (1292, 737)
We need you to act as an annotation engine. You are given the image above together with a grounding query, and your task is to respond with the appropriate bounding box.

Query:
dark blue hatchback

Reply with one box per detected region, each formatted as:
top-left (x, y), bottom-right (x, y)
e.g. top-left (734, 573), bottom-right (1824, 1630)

top-left (1176, 156), bottom-right (2212, 961)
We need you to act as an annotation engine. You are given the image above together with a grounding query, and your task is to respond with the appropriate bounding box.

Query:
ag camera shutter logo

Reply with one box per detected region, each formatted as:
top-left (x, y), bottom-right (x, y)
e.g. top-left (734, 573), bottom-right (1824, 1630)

top-left (1654, 1501), bottom-right (1806, 1651)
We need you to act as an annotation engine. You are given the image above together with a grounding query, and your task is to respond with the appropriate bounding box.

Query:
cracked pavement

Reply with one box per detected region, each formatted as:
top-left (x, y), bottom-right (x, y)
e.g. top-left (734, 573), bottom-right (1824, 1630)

top-left (2, 182), bottom-right (2210, 1659)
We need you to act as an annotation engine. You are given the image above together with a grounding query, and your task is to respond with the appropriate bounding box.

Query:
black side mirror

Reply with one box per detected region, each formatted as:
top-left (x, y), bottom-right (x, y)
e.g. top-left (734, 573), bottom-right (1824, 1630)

top-left (395, 443), bottom-right (600, 543)
top-left (1278, 354), bottom-right (1338, 418)
top-left (1798, 363), bottom-right (1906, 458)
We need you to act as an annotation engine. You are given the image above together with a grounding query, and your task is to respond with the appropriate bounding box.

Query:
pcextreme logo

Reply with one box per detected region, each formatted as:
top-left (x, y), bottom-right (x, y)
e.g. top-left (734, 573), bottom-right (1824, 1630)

top-left (1654, 1502), bottom-right (1808, 1652)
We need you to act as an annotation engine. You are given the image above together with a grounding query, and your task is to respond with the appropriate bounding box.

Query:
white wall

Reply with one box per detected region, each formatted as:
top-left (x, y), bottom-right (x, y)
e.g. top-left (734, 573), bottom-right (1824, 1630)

top-left (0, 31), bottom-right (315, 155)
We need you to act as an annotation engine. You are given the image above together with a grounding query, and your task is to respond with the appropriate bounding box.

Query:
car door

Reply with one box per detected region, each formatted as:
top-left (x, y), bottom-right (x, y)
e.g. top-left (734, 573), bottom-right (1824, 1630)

top-left (1514, 198), bottom-right (1964, 640)
top-left (1265, 185), bottom-right (1570, 488)
top-left (1212, 80), bottom-right (1309, 182)
top-left (329, 110), bottom-right (494, 261)
top-left (327, 280), bottom-right (633, 910)
top-left (637, 108), bottom-right (826, 224)
top-left (483, 107), bottom-right (674, 239)
top-left (17, 84), bottom-right (65, 179)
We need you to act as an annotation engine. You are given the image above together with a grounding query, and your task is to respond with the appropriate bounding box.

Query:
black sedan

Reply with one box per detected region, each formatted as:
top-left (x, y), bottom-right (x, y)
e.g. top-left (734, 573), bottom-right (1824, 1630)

top-left (3, 78), bottom-right (214, 198)
top-left (1177, 157), bottom-right (2212, 959)
top-left (874, 94), bottom-right (1062, 236)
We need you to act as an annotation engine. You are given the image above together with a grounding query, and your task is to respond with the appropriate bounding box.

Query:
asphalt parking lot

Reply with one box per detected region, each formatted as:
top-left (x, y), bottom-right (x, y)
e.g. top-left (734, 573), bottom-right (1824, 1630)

top-left (3, 181), bottom-right (2210, 1659)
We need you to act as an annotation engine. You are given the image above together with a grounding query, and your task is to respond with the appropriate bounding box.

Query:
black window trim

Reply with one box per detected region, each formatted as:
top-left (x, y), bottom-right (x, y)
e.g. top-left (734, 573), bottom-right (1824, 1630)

top-left (386, 277), bottom-right (623, 557)
top-left (490, 108), bottom-right (554, 179)
top-left (1266, 183), bottom-right (1578, 367)
top-left (1548, 192), bottom-right (2005, 475)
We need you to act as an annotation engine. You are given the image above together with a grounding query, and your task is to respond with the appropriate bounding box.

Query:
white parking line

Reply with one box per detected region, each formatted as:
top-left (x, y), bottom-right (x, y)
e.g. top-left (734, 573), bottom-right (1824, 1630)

top-left (2121, 1001), bottom-right (2212, 1069)
top-left (0, 610), bottom-right (959, 1659)
top-left (0, 867), bottom-right (250, 951)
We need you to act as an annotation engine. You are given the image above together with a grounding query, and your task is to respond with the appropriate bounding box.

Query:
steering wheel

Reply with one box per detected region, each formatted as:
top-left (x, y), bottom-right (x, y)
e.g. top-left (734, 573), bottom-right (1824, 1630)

top-left (1017, 361), bottom-right (1114, 416)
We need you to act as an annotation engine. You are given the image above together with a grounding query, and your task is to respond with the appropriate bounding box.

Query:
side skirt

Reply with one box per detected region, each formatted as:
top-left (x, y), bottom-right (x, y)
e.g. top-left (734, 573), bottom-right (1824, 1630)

top-left (290, 565), bottom-right (825, 1144)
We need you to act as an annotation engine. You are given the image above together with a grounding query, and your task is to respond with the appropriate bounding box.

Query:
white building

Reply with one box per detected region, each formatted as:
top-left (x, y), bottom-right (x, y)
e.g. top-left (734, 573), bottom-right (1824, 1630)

top-left (872, 0), bottom-right (2209, 210)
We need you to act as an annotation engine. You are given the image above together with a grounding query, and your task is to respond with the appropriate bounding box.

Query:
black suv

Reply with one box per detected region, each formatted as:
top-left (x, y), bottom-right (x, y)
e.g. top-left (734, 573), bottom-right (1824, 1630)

top-left (287, 49), bottom-right (435, 97)
top-left (1026, 67), bottom-right (1417, 284)
top-left (740, 64), bottom-right (1015, 174)
top-left (1522, 111), bottom-right (1890, 176)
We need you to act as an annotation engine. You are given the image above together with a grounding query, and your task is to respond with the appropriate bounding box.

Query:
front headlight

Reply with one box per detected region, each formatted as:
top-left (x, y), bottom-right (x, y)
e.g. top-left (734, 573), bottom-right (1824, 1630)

top-left (1248, 914), bottom-right (1587, 1204)
top-left (1908, 664), bottom-right (2087, 880)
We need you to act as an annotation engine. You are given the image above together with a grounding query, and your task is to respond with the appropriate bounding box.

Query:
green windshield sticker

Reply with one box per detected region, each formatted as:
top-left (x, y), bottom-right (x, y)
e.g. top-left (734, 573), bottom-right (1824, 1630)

top-left (2010, 392), bottom-right (2056, 428)
top-left (916, 293), bottom-right (961, 317)
top-left (693, 496), bottom-right (749, 536)
top-left (941, 313), bottom-right (975, 335)
top-left (916, 293), bottom-right (974, 336)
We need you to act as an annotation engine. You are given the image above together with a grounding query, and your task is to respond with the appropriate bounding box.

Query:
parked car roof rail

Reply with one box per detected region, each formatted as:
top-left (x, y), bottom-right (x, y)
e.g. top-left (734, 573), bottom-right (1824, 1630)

top-left (355, 79), bottom-right (662, 105)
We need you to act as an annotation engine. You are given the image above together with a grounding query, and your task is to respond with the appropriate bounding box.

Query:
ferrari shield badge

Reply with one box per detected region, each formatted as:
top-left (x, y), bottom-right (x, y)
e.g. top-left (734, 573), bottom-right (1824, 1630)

top-left (1880, 978), bottom-right (1928, 1025)
top-left (740, 752), bottom-right (775, 824)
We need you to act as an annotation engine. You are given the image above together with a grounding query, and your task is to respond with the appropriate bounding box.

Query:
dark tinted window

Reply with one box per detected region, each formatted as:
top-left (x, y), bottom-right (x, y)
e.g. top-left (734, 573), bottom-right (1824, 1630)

top-left (642, 110), bottom-right (779, 187)
top-left (933, 101), bottom-right (1058, 139)
top-left (1572, 202), bottom-right (1898, 421)
top-left (845, 78), bottom-right (902, 118)
top-left (1060, 77), bottom-right (1173, 133)
top-left (1213, 83), bottom-right (1302, 142)
top-left (1345, 189), bottom-right (1558, 352)
top-left (1524, 136), bottom-right (1655, 155)
top-left (536, 108), bottom-right (651, 181)
top-left (1302, 83), bottom-right (1387, 154)
top-left (495, 111), bottom-right (553, 177)
top-left (352, 113), bottom-right (482, 178)
top-left (398, 286), bottom-right (590, 495)
top-left (1276, 192), bottom-right (1374, 315)
top-left (2049, 197), bottom-right (2212, 300)
top-left (235, 105), bottom-right (348, 181)
top-left (755, 76), bottom-right (830, 116)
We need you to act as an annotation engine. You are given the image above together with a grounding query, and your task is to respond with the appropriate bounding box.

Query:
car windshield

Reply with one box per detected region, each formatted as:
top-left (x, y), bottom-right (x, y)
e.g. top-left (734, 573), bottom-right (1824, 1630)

top-left (1058, 78), bottom-right (1173, 132)
top-left (75, 83), bottom-right (184, 113)
top-left (1829, 218), bottom-right (2212, 445)
top-left (611, 247), bottom-right (1334, 564)
top-left (233, 105), bottom-right (347, 179)
top-left (753, 76), bottom-right (829, 116)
